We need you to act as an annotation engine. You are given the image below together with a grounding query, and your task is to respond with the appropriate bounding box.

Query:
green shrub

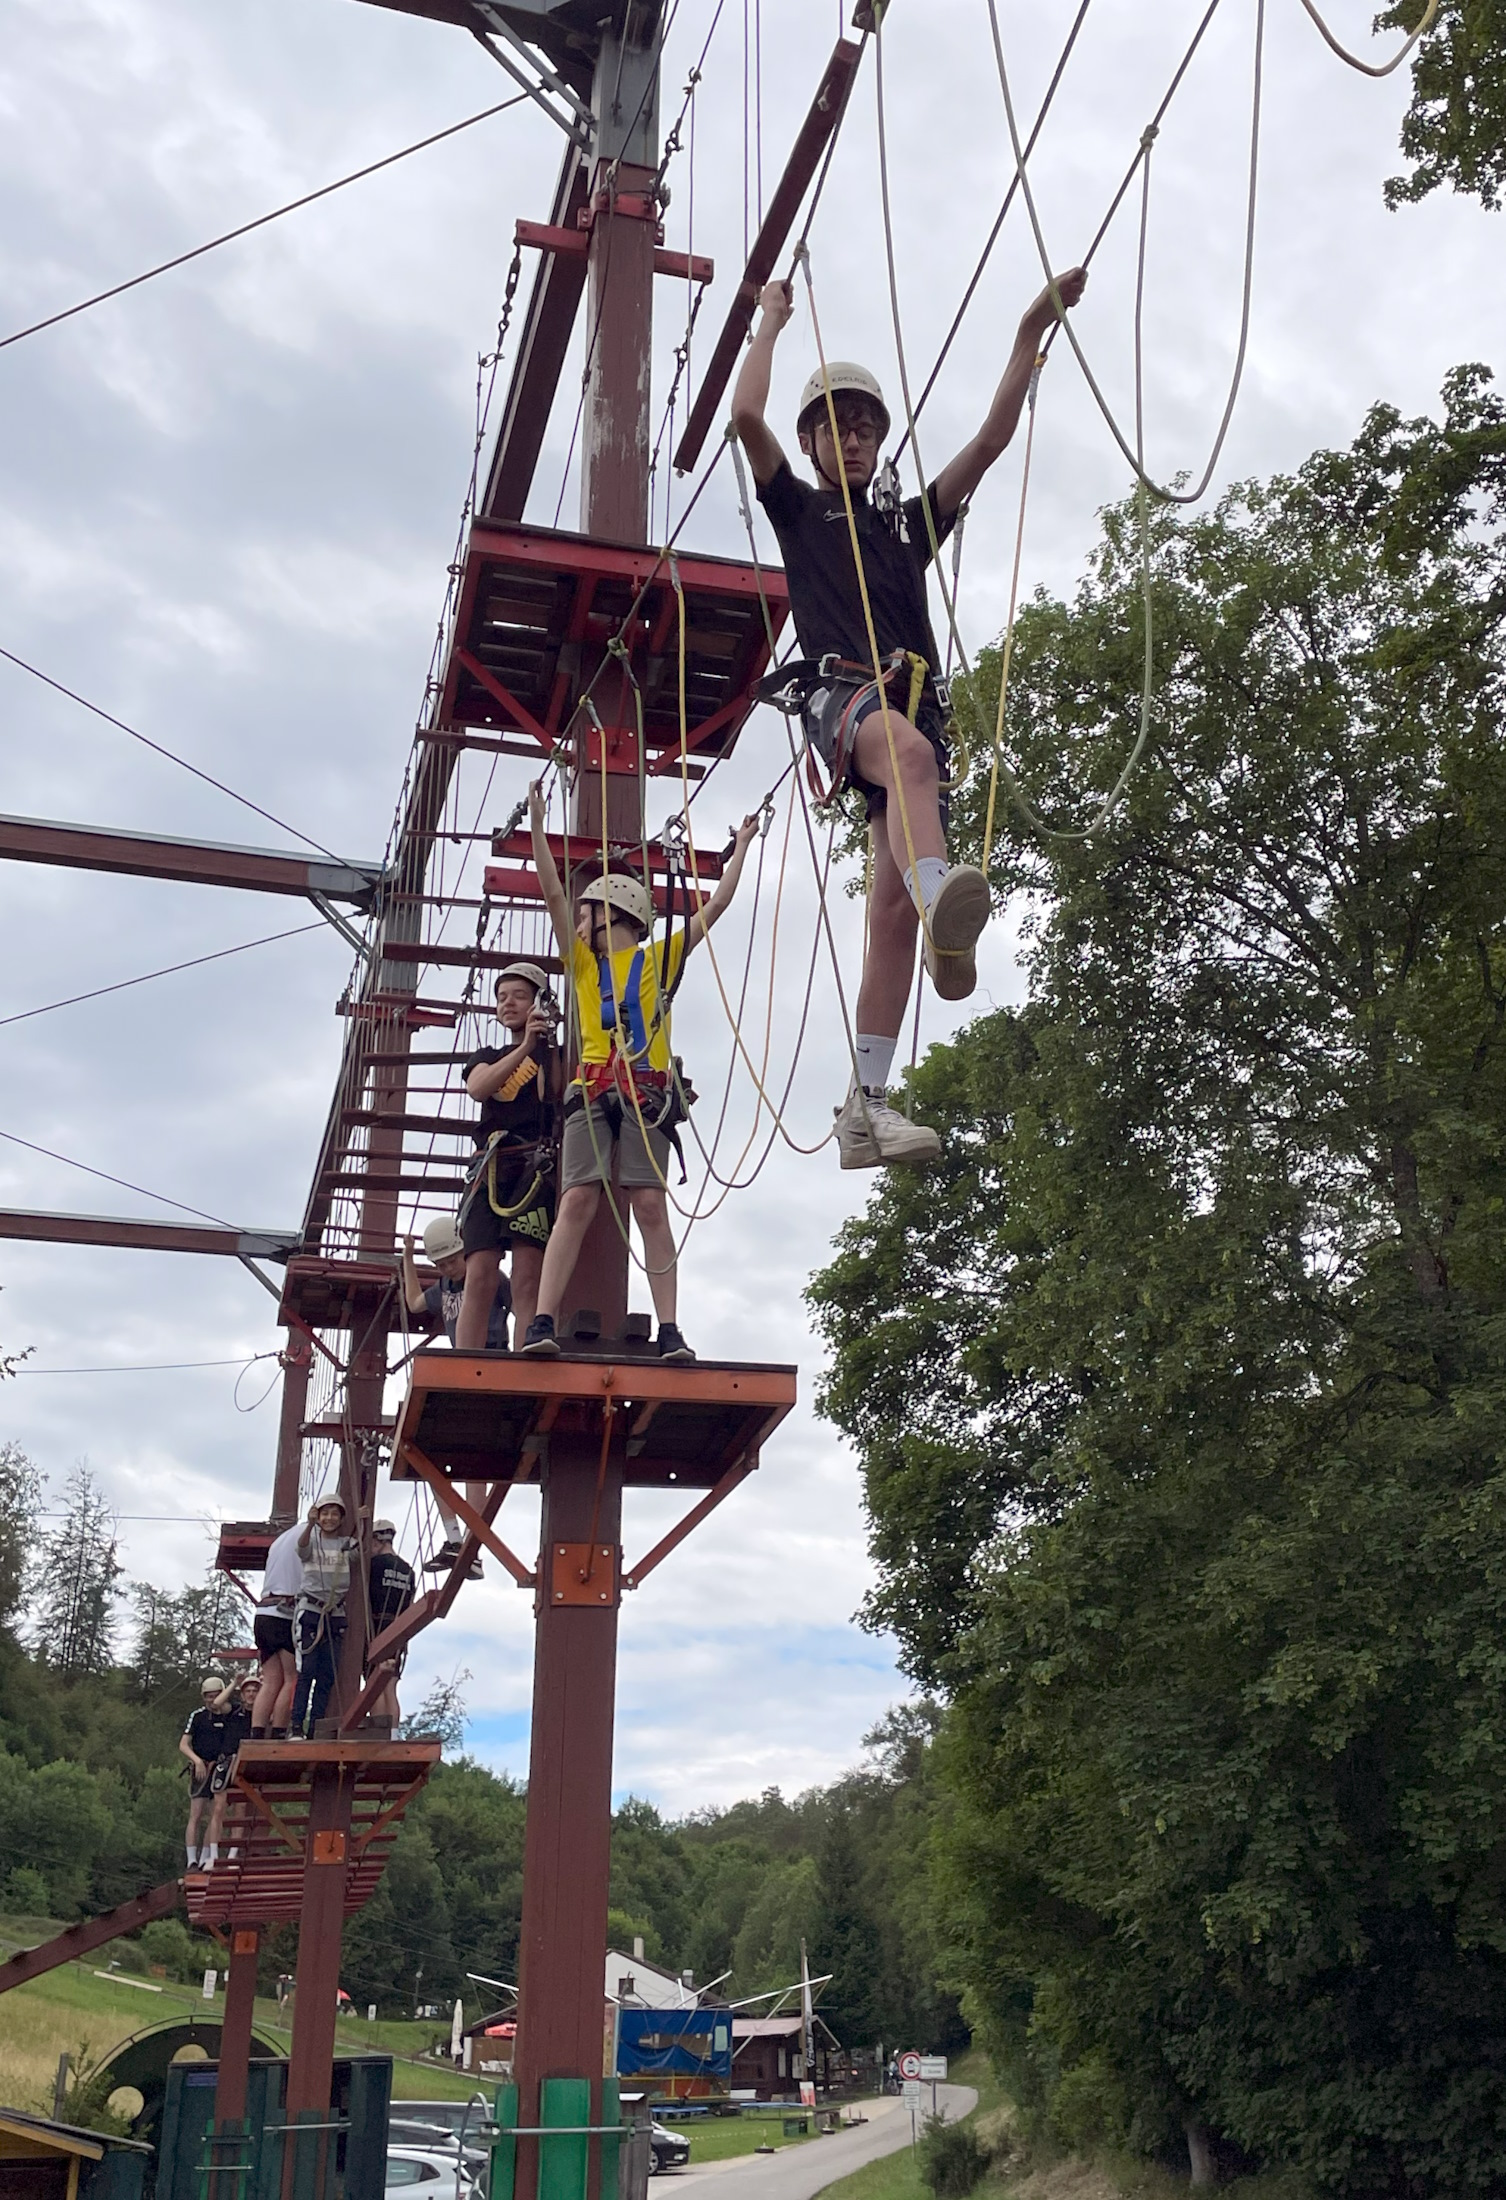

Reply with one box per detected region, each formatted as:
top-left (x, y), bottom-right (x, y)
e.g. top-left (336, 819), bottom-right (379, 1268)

top-left (4, 1866), bottom-right (52, 1916)
top-left (110, 1939), bottom-right (148, 1974)
top-left (1046, 2054), bottom-right (1131, 2154)
top-left (918, 2115), bottom-right (989, 2199)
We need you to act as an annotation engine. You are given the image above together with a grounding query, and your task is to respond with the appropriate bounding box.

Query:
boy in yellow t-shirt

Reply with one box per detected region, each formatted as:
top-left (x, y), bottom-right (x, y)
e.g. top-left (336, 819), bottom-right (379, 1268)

top-left (523, 782), bottom-right (759, 1362)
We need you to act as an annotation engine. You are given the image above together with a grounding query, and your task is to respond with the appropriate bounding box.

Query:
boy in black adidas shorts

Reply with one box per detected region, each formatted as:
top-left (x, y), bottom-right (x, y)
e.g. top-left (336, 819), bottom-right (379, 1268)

top-left (456, 962), bottom-right (561, 1350)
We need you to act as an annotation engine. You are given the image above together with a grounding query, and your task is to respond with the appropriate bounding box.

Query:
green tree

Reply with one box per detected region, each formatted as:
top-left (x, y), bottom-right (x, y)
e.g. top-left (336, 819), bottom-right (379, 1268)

top-left (1382, 0), bottom-right (1506, 209)
top-left (32, 1464), bottom-right (121, 1677)
top-left (128, 1569), bottom-right (248, 1701)
top-left (811, 371), bottom-right (1506, 2193)
top-left (0, 1443), bottom-right (40, 1632)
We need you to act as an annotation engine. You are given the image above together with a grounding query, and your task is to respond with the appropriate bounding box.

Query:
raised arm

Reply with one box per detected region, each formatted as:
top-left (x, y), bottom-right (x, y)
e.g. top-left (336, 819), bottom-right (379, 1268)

top-left (730, 281), bottom-right (794, 487)
top-left (399, 1235), bottom-right (427, 1316)
top-left (931, 268), bottom-right (1088, 523)
top-left (528, 782), bottom-right (575, 955)
top-left (688, 815), bottom-right (761, 948)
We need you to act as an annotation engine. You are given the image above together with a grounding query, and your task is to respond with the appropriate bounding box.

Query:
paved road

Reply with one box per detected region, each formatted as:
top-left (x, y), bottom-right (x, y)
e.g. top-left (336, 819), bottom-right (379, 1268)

top-left (662, 2086), bottom-right (978, 2200)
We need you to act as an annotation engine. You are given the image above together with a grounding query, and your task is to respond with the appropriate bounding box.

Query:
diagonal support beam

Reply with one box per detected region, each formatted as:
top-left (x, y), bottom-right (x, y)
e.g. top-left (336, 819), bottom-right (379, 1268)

top-left (0, 1880), bottom-right (182, 1995)
top-left (402, 1443), bottom-right (537, 1586)
top-left (622, 1455), bottom-right (757, 1590)
top-left (0, 813), bottom-right (383, 906)
top-left (673, 38), bottom-right (863, 474)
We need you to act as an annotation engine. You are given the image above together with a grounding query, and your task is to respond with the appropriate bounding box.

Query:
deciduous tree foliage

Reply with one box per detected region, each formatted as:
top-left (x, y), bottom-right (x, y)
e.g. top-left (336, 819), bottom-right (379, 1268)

top-left (810, 371), bottom-right (1506, 2194)
top-left (1382, 0), bottom-right (1506, 210)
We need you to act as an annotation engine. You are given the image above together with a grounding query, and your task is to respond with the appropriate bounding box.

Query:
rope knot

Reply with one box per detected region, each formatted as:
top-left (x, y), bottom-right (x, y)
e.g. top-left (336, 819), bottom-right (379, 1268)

top-left (1140, 121), bottom-right (1160, 152)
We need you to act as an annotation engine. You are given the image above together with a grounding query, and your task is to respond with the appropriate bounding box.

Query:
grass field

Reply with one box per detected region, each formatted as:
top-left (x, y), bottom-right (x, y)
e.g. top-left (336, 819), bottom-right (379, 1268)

top-left (0, 1925), bottom-right (488, 2116)
top-left (676, 2110), bottom-right (836, 2164)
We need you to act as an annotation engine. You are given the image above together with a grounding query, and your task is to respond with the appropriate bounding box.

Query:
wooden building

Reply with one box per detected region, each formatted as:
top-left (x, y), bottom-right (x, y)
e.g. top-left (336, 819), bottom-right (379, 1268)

top-left (729, 2015), bottom-right (841, 2100)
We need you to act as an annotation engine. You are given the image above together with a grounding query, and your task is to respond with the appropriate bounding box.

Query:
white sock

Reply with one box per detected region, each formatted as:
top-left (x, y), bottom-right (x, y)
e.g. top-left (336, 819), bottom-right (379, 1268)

top-left (852, 1035), bottom-right (896, 1097)
top-left (203, 1844), bottom-right (218, 1866)
top-left (186, 1846), bottom-right (197, 1868)
top-left (902, 857), bottom-right (949, 914)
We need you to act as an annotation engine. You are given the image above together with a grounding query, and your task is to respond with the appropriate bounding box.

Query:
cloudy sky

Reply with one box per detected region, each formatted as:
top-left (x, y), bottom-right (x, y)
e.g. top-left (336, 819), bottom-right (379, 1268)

top-left (0, 0), bottom-right (1500, 1815)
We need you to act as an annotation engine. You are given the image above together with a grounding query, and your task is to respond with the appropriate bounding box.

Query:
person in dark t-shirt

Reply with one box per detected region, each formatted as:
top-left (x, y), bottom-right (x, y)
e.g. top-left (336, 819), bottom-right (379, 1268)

top-left (179, 1677), bottom-right (228, 1872)
top-left (731, 264), bottom-right (1086, 1169)
top-left (456, 962), bottom-right (561, 1352)
top-left (366, 1519), bottom-right (416, 1725)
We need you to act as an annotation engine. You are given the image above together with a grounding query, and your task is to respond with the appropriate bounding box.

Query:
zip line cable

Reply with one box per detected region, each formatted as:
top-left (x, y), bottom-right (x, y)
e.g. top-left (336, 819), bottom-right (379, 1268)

top-left (16, 1354), bottom-right (274, 1377)
top-left (0, 645), bottom-right (346, 863)
top-left (0, 94), bottom-right (532, 354)
top-left (0, 921), bottom-right (327, 1030)
top-left (0, 1127), bottom-right (237, 1230)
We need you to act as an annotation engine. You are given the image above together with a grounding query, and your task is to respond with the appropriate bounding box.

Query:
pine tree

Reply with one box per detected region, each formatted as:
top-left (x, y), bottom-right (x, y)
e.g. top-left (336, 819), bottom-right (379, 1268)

top-left (0, 1441), bottom-right (41, 1633)
top-left (32, 1463), bottom-right (122, 1676)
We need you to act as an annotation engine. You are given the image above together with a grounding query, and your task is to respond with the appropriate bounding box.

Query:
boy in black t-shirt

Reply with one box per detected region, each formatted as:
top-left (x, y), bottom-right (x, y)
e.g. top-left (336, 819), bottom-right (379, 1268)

top-left (179, 1676), bottom-right (228, 1871)
top-left (456, 962), bottom-right (560, 1351)
top-left (731, 264), bottom-right (1086, 1169)
top-left (366, 1519), bottom-right (416, 1724)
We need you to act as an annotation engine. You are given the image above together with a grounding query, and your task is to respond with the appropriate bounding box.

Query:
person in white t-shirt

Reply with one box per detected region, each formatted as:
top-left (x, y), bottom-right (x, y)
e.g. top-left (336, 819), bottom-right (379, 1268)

top-left (252, 1519), bottom-right (304, 1738)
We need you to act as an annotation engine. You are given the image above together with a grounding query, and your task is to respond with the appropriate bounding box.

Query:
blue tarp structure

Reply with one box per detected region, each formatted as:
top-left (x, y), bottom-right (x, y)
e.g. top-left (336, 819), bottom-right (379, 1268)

top-left (616, 2008), bottom-right (732, 2081)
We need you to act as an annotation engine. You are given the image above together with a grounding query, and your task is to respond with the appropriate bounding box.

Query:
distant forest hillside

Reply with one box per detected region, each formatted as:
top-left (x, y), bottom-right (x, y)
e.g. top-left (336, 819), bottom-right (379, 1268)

top-left (0, 1440), bottom-right (964, 2048)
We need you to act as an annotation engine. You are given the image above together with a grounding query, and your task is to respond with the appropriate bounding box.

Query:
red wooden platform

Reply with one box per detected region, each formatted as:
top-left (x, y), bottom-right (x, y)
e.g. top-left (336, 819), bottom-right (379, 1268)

top-left (437, 520), bottom-right (789, 768)
top-left (390, 1350), bottom-right (797, 1491)
top-left (183, 1739), bottom-right (440, 1929)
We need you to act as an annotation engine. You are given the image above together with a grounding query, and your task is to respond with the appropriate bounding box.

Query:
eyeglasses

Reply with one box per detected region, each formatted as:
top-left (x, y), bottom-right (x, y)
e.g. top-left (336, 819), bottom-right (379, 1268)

top-left (817, 415), bottom-right (880, 445)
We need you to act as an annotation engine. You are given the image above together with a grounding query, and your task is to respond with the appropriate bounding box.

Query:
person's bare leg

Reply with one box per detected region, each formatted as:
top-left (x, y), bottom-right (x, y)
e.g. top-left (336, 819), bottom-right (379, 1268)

top-left (509, 1241), bottom-right (543, 1338)
top-left (272, 1661), bottom-right (298, 1731)
top-left (456, 1247), bottom-right (501, 1350)
top-left (628, 1188), bottom-right (677, 1323)
top-left (851, 711), bottom-right (947, 879)
top-left (186, 1798), bottom-right (207, 1861)
top-left (855, 833), bottom-right (920, 1043)
top-left (534, 1185), bottom-right (602, 1319)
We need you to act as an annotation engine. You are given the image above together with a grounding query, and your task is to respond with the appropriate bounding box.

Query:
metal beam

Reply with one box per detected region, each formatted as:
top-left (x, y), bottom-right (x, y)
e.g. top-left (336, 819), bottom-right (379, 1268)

top-left (482, 142), bottom-right (590, 521)
top-left (674, 37), bottom-right (863, 474)
top-left (0, 814), bottom-right (384, 908)
top-left (0, 1880), bottom-right (181, 1995)
top-left (0, 1209), bottom-right (300, 1261)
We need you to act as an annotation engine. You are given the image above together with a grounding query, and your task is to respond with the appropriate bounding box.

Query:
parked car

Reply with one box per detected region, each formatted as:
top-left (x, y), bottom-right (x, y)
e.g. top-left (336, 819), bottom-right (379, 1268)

top-left (384, 2144), bottom-right (484, 2198)
top-left (648, 2123), bottom-right (691, 2175)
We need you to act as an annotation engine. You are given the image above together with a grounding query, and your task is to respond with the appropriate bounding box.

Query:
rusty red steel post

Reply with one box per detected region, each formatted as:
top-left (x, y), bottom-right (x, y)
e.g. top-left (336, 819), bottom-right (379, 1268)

top-left (283, 1765), bottom-right (355, 2194)
top-left (513, 16), bottom-right (663, 2200)
top-left (208, 1925), bottom-right (262, 2200)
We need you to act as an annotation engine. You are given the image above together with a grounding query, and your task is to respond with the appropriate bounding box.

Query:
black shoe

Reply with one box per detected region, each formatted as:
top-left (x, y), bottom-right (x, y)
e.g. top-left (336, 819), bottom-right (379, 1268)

top-left (657, 1322), bottom-right (695, 1365)
top-left (522, 1315), bottom-right (561, 1357)
top-left (422, 1540), bottom-right (463, 1573)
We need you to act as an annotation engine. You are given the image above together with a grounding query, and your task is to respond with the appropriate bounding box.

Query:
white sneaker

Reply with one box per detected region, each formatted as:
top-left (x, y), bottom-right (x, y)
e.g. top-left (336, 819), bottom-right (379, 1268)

top-left (834, 1088), bottom-right (940, 1170)
top-left (922, 865), bottom-right (991, 1002)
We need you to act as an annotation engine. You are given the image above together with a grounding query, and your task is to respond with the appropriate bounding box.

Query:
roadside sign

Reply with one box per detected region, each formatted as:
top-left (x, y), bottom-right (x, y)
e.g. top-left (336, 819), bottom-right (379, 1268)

top-left (918, 2056), bottom-right (948, 2081)
top-left (901, 2081), bottom-right (923, 2105)
top-left (897, 2051), bottom-right (922, 2081)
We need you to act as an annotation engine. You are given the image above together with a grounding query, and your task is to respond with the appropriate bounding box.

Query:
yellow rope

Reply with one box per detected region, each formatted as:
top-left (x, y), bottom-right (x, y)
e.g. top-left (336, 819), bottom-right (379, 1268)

top-left (981, 358), bottom-right (1044, 874)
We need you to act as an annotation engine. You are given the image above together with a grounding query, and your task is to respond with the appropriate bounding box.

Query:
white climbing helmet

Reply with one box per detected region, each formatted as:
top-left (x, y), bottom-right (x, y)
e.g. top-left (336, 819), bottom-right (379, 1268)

top-left (422, 1216), bottom-right (465, 1263)
top-left (578, 872), bottom-right (654, 934)
top-left (494, 961), bottom-right (548, 996)
top-left (797, 362), bottom-right (890, 440)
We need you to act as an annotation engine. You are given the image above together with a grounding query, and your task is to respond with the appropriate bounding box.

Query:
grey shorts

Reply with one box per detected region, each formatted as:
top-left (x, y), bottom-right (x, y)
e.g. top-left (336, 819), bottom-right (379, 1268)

top-left (561, 1095), bottom-right (671, 1192)
top-left (803, 679), bottom-right (951, 829)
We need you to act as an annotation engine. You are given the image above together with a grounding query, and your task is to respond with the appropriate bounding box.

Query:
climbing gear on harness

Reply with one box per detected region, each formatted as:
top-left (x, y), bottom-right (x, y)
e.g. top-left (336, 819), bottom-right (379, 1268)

top-left (458, 1132), bottom-right (554, 1231)
top-left (762, 649), bottom-right (934, 810)
top-left (797, 362), bottom-right (890, 440)
top-left (422, 1216), bottom-right (464, 1262)
top-left (494, 961), bottom-right (549, 995)
top-left (579, 871), bottom-right (653, 934)
top-left (834, 1087), bottom-right (940, 1171)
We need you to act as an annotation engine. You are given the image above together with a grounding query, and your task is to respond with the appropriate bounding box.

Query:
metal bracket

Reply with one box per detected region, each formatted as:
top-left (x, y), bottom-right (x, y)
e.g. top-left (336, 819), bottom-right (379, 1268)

top-left (549, 1542), bottom-right (619, 1607)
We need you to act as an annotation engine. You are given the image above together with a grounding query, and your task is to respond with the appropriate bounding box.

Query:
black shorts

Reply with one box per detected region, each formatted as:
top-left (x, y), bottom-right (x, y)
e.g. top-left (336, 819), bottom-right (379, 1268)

top-left (802, 680), bottom-right (951, 831)
top-left (254, 1612), bottom-right (295, 1659)
top-left (460, 1146), bottom-right (555, 1255)
top-left (189, 1766), bottom-right (215, 1801)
